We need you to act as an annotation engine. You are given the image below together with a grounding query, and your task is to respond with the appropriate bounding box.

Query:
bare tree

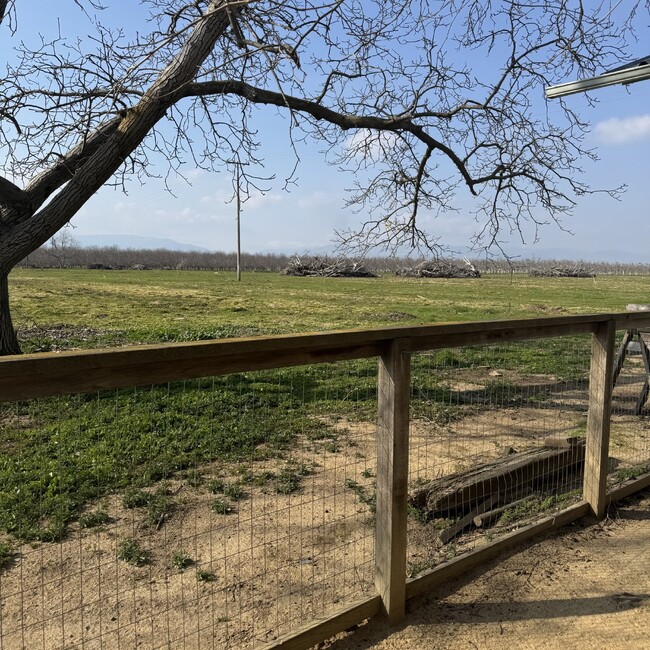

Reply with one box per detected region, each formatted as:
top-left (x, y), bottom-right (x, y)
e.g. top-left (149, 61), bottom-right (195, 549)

top-left (0, 0), bottom-right (646, 354)
top-left (44, 230), bottom-right (80, 269)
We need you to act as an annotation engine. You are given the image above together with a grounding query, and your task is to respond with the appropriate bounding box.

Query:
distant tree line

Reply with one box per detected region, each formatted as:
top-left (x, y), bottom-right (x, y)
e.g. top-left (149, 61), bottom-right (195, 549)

top-left (16, 243), bottom-right (650, 276)
top-left (19, 244), bottom-right (292, 272)
top-left (484, 258), bottom-right (650, 276)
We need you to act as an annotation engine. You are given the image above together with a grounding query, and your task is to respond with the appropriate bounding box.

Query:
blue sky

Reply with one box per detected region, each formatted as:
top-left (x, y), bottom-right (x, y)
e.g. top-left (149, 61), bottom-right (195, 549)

top-left (71, 75), bottom-right (650, 259)
top-left (7, 2), bottom-right (650, 259)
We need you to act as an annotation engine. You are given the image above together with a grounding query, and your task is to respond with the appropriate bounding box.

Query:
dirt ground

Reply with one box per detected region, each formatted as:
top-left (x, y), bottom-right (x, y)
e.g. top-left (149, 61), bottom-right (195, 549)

top-left (325, 488), bottom-right (650, 650)
top-left (1, 363), bottom-right (648, 649)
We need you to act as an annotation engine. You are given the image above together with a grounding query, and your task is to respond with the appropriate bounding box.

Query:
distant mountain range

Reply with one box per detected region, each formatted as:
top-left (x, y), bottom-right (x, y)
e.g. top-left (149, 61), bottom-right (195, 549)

top-left (73, 234), bottom-right (650, 263)
top-left (75, 234), bottom-right (210, 252)
top-left (488, 246), bottom-right (650, 264)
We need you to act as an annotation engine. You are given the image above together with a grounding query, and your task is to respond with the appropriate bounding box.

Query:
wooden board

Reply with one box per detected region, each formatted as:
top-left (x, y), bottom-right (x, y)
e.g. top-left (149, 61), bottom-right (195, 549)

top-left (0, 313), bottom-right (625, 402)
top-left (410, 441), bottom-right (586, 518)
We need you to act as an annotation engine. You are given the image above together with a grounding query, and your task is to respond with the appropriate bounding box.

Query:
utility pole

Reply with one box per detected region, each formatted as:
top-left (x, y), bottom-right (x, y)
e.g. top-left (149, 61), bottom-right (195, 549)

top-left (227, 160), bottom-right (247, 282)
top-left (227, 159), bottom-right (271, 281)
top-left (235, 162), bottom-right (242, 282)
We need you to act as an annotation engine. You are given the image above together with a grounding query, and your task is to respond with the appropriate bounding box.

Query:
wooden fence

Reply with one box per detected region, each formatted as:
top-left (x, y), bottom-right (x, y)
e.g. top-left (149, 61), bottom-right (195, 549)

top-left (1, 311), bottom-right (650, 649)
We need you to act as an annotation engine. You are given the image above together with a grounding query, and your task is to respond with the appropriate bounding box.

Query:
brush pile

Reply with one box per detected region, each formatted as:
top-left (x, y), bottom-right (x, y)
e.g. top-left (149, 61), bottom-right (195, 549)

top-left (396, 259), bottom-right (480, 279)
top-left (529, 266), bottom-right (595, 278)
top-left (281, 256), bottom-right (377, 278)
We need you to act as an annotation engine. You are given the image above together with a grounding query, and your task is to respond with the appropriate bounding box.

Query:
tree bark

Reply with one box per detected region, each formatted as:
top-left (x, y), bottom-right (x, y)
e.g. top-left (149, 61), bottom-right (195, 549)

top-left (0, 272), bottom-right (20, 355)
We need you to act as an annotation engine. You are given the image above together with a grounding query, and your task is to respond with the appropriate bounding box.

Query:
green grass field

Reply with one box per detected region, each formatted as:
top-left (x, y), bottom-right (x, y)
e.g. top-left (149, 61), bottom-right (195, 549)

top-left (1, 269), bottom-right (648, 543)
top-left (9, 268), bottom-right (650, 351)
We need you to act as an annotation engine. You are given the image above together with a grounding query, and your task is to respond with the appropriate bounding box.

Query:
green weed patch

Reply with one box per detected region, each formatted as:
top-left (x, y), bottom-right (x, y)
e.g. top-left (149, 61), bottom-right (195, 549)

top-left (0, 373), bottom-right (331, 541)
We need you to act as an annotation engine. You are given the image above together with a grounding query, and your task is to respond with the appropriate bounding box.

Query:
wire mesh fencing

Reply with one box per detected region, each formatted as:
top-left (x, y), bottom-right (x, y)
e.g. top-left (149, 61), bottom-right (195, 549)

top-left (406, 336), bottom-right (592, 576)
top-left (0, 360), bottom-right (379, 649)
top-left (1, 316), bottom-right (650, 649)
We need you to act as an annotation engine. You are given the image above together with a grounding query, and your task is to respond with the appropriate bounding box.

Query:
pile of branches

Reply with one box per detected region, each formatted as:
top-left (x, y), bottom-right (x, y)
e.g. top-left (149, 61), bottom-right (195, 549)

top-left (529, 266), bottom-right (595, 278)
top-left (396, 259), bottom-right (480, 279)
top-left (281, 256), bottom-right (377, 278)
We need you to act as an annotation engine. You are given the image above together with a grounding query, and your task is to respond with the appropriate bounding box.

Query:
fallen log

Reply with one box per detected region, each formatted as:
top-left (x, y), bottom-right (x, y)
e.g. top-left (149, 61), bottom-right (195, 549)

top-left (473, 494), bottom-right (535, 528)
top-left (409, 439), bottom-right (585, 520)
top-left (543, 436), bottom-right (581, 449)
top-left (438, 494), bottom-right (499, 544)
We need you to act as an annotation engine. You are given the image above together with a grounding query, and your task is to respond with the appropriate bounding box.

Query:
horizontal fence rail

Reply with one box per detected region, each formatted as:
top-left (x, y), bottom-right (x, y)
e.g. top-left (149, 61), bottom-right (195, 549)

top-left (3, 313), bottom-right (650, 402)
top-left (0, 312), bottom-right (649, 650)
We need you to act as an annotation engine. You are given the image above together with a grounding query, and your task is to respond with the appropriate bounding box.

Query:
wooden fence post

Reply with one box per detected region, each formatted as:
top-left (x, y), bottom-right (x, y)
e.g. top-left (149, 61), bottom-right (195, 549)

top-left (584, 320), bottom-right (616, 519)
top-left (375, 338), bottom-right (411, 624)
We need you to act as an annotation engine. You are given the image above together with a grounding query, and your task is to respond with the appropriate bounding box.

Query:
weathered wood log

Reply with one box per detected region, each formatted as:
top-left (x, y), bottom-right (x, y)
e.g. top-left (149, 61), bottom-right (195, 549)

top-left (543, 436), bottom-right (580, 449)
top-left (473, 494), bottom-right (535, 528)
top-left (438, 494), bottom-right (499, 544)
top-left (409, 439), bottom-right (585, 519)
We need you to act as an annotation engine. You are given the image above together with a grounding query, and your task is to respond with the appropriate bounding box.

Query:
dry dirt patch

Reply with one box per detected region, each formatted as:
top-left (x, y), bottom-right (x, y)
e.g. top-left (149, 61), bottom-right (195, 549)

top-left (325, 489), bottom-right (650, 650)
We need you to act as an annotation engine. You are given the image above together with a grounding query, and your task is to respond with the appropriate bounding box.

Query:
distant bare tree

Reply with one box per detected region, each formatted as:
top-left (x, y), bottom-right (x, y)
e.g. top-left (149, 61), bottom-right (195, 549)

top-left (1, 0), bottom-right (646, 353)
top-left (44, 230), bottom-right (79, 269)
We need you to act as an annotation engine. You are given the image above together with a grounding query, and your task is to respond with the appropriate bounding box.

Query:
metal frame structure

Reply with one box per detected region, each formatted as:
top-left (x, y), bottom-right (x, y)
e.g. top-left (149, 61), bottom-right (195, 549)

top-left (546, 56), bottom-right (650, 98)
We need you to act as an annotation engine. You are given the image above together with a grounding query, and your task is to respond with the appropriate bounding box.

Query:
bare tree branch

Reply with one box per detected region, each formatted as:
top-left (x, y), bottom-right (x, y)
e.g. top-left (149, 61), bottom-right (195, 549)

top-left (0, 0), bottom-right (647, 353)
top-left (183, 79), bottom-right (479, 191)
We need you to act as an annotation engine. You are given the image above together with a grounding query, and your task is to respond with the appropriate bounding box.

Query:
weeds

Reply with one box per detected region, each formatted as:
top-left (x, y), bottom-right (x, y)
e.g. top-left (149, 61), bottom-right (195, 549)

top-left (0, 542), bottom-right (15, 571)
top-left (407, 504), bottom-right (429, 524)
top-left (407, 560), bottom-right (435, 578)
top-left (275, 469), bottom-right (301, 495)
top-left (79, 510), bottom-right (111, 529)
top-left (499, 490), bottom-right (581, 525)
top-left (122, 488), bottom-right (151, 509)
top-left (117, 538), bottom-right (150, 567)
top-left (223, 483), bottom-right (245, 500)
top-left (251, 470), bottom-right (276, 487)
top-left (196, 569), bottom-right (216, 582)
top-left (121, 486), bottom-right (175, 527)
top-left (212, 499), bottom-right (234, 515)
top-left (171, 551), bottom-right (193, 571)
top-left (208, 478), bottom-right (226, 494)
top-left (344, 478), bottom-right (376, 513)
top-left (145, 488), bottom-right (175, 527)
top-left (615, 464), bottom-right (650, 481)
top-left (275, 462), bottom-right (311, 495)
top-left (184, 469), bottom-right (203, 488)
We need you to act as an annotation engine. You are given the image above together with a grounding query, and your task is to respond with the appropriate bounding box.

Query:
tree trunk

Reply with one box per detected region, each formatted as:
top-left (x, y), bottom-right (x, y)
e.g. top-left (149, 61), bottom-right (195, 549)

top-left (0, 272), bottom-right (21, 355)
top-left (0, 2), bottom-right (233, 357)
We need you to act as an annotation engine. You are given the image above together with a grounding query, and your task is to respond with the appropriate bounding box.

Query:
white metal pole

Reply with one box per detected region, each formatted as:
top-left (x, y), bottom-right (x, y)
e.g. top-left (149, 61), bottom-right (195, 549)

top-left (236, 163), bottom-right (242, 282)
